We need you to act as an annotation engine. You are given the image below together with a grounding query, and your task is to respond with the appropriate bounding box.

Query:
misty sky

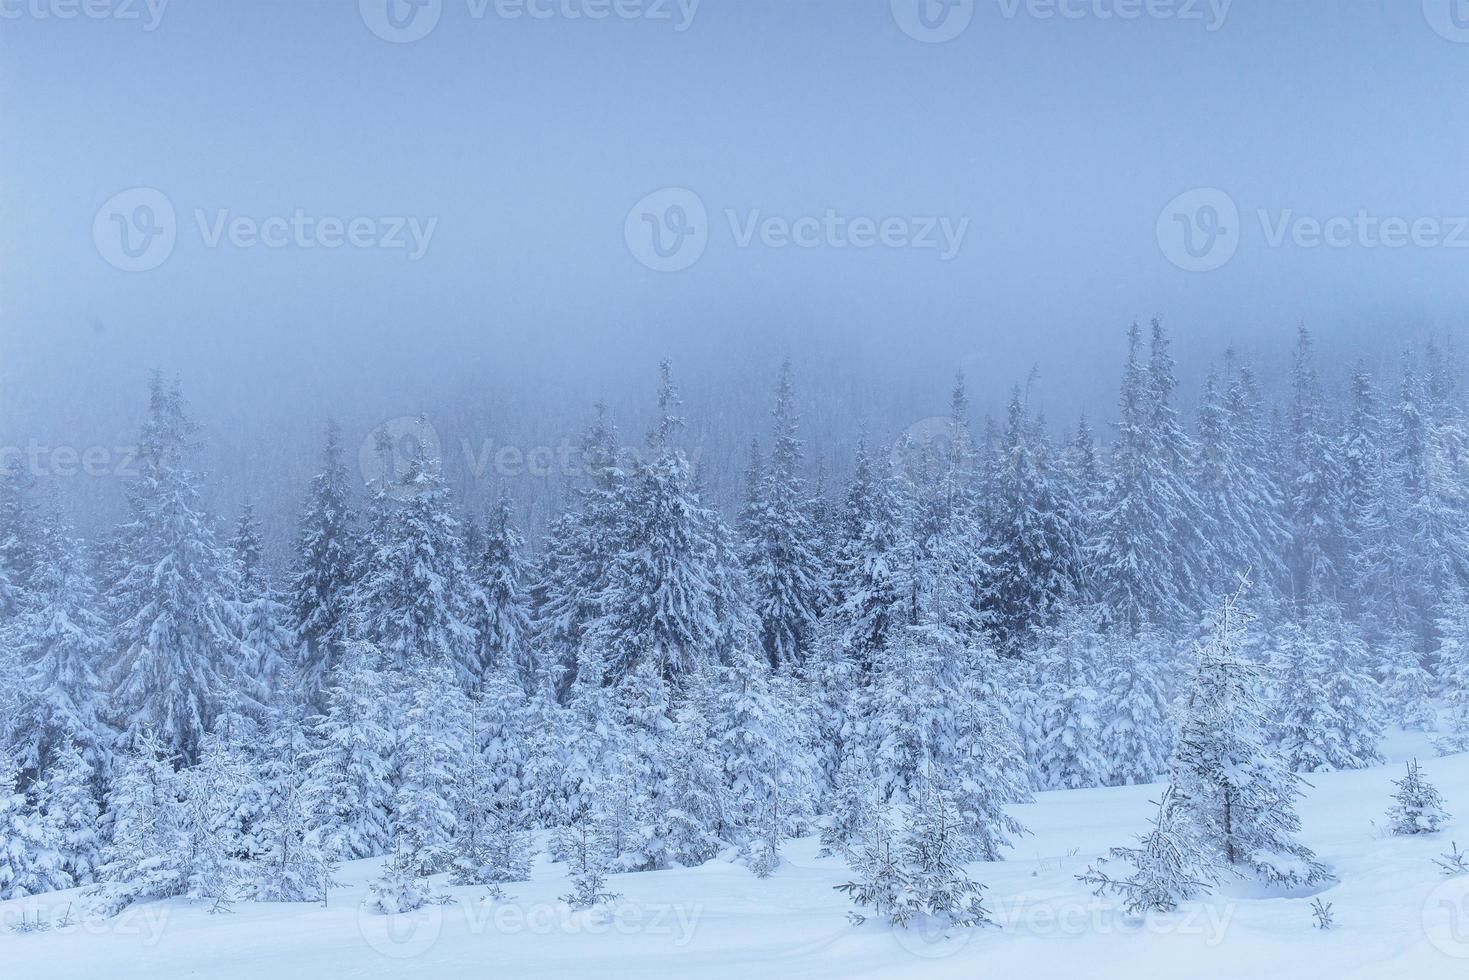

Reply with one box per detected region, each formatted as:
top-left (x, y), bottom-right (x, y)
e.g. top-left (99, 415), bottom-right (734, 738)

top-left (3, 0), bottom-right (1469, 545)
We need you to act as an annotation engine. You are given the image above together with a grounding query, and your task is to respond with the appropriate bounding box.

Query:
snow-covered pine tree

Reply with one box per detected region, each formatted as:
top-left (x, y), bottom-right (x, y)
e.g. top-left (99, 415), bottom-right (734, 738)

top-left (981, 386), bottom-right (1083, 654)
top-left (658, 666), bottom-right (729, 867)
top-left (1090, 323), bottom-right (1204, 632)
top-left (1437, 601), bottom-right (1469, 753)
top-left (232, 501), bottom-right (295, 702)
top-left (583, 362), bottom-right (740, 684)
top-left (1221, 353), bottom-right (1293, 594)
top-left (390, 661), bottom-right (466, 875)
top-left (1287, 326), bottom-right (1347, 610)
top-left (177, 722), bottom-right (259, 903)
top-left (36, 741), bottom-right (101, 887)
top-left (744, 360), bottom-right (826, 670)
top-left (1030, 604), bottom-right (1110, 790)
top-left (1171, 586), bottom-right (1330, 886)
top-left (1078, 784), bottom-right (1212, 914)
top-left (451, 672), bottom-right (534, 885)
top-left (1386, 759), bottom-right (1450, 835)
top-left (107, 374), bottom-right (254, 764)
top-left (864, 623), bottom-right (1027, 860)
top-left (825, 434), bottom-right (911, 673)
top-left (1098, 629), bottom-right (1173, 786)
top-left (554, 779), bottom-right (623, 910)
top-left (0, 752), bottom-right (67, 899)
top-left (1380, 627), bottom-right (1436, 732)
top-left (288, 420), bottom-right (358, 704)
top-left (819, 749), bottom-right (878, 860)
top-left (598, 659), bottom-right (673, 871)
top-left (253, 702), bottom-right (335, 902)
top-left (303, 636), bottom-right (394, 860)
top-left (0, 461), bottom-right (38, 620)
top-left (530, 401), bottom-right (625, 700)
top-left (1393, 355), bottom-right (1469, 650)
top-left (1270, 606), bottom-right (1384, 772)
top-left (709, 654), bottom-right (816, 876)
top-left (468, 497), bottom-right (535, 690)
top-left (892, 764), bottom-right (990, 929)
top-left (92, 731), bottom-right (186, 914)
top-left (351, 434), bottom-right (477, 682)
top-left (9, 503), bottom-right (110, 778)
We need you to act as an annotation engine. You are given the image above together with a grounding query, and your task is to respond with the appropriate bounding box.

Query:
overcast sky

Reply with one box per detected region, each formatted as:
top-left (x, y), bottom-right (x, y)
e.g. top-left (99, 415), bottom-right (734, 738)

top-left (4, 0), bottom-right (1468, 541)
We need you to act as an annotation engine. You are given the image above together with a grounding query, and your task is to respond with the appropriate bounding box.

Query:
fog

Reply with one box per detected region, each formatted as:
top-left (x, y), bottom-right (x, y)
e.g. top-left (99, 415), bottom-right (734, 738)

top-left (4, 0), bottom-right (1468, 552)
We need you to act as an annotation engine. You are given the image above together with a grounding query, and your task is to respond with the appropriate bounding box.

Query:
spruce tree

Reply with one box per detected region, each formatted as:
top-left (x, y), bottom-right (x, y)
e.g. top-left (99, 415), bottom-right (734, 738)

top-left (0, 753), bottom-right (66, 899)
top-left (1031, 605), bottom-right (1109, 790)
top-left (745, 360), bottom-right (826, 670)
top-left (107, 374), bottom-right (253, 764)
top-left (303, 637), bottom-right (394, 860)
top-left (981, 387), bottom-right (1083, 653)
top-left (9, 504), bottom-right (110, 777)
top-left (1386, 759), bottom-right (1450, 835)
top-left (468, 497), bottom-right (535, 689)
top-left (92, 732), bottom-right (186, 914)
top-left (352, 440), bottom-right (477, 682)
top-left (36, 741), bottom-right (101, 887)
top-left (232, 501), bottom-right (295, 701)
top-left (1170, 587), bottom-right (1329, 886)
top-left (1079, 785), bottom-right (1212, 914)
top-left (288, 420), bottom-right (358, 703)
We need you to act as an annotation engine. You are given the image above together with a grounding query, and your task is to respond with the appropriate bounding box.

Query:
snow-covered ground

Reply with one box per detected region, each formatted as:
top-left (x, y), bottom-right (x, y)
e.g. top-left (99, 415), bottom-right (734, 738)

top-left (6, 733), bottom-right (1469, 980)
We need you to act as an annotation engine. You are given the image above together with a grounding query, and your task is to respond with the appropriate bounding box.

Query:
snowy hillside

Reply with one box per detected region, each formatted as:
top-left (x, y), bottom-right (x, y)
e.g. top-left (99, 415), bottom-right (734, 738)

top-left (7, 734), bottom-right (1469, 980)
